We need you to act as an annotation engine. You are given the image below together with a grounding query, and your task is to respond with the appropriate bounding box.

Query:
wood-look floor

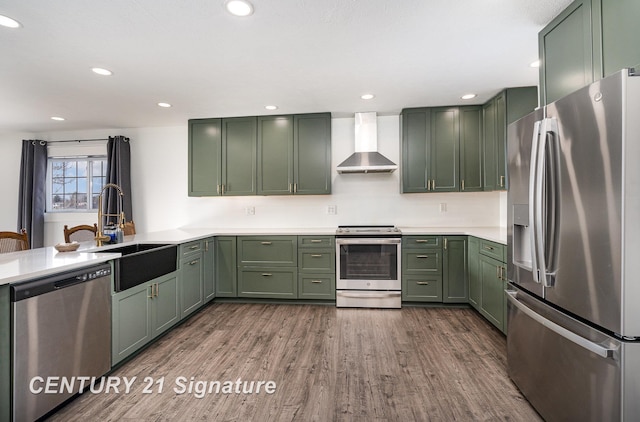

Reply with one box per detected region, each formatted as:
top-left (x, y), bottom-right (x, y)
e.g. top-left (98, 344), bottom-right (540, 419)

top-left (47, 303), bottom-right (542, 421)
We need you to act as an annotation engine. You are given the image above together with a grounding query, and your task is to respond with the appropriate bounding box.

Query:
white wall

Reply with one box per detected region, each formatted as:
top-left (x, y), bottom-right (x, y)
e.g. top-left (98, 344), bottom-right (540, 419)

top-left (1, 115), bottom-right (504, 246)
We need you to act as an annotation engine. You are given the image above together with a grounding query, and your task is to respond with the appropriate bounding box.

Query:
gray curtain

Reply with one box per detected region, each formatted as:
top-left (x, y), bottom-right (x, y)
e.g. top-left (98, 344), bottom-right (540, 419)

top-left (18, 140), bottom-right (48, 248)
top-left (105, 136), bottom-right (133, 225)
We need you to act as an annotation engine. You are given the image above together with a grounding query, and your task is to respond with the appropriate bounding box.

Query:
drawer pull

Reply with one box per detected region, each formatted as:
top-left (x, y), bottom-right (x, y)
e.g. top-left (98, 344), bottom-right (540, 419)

top-left (311, 280), bottom-right (323, 284)
top-left (189, 260), bottom-right (198, 265)
top-left (311, 254), bottom-right (323, 258)
top-left (261, 273), bottom-right (273, 277)
top-left (483, 245), bottom-right (494, 251)
top-left (189, 245), bottom-right (199, 250)
top-left (416, 255), bottom-right (429, 259)
top-left (261, 242), bottom-right (272, 245)
top-left (416, 281), bottom-right (429, 285)
top-left (415, 239), bottom-right (429, 243)
top-left (310, 239), bottom-right (323, 243)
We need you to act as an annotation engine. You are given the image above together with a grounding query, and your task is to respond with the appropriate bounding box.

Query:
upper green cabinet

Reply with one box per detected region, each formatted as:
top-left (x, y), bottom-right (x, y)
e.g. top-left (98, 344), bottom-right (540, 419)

top-left (459, 106), bottom-right (483, 192)
top-left (539, 0), bottom-right (640, 105)
top-left (401, 106), bottom-right (470, 193)
top-left (190, 113), bottom-right (330, 197)
top-left (483, 87), bottom-right (537, 191)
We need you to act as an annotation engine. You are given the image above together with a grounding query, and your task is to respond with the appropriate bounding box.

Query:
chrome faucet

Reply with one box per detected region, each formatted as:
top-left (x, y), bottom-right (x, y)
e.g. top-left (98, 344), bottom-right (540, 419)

top-left (96, 183), bottom-right (125, 246)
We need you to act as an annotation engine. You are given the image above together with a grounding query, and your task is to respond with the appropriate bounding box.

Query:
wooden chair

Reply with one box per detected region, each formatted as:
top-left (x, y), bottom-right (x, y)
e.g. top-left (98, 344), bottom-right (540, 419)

top-left (63, 224), bottom-right (98, 243)
top-left (0, 229), bottom-right (30, 253)
top-left (123, 221), bottom-right (136, 236)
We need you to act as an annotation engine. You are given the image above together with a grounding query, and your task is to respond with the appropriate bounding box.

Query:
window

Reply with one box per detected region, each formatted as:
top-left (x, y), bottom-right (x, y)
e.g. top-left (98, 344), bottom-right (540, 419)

top-left (47, 156), bottom-right (107, 211)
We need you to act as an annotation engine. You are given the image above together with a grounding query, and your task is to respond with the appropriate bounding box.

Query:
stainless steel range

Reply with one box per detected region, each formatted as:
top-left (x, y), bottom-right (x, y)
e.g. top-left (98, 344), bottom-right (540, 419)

top-left (336, 225), bottom-right (401, 308)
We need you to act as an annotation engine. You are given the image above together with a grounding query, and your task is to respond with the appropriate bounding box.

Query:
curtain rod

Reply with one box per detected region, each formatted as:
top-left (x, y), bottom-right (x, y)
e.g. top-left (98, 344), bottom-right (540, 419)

top-left (46, 138), bottom-right (110, 144)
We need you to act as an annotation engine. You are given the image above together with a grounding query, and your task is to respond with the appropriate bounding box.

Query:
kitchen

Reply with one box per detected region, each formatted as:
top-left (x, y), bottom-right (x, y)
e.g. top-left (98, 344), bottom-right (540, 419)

top-left (1, 0), bottom-right (640, 420)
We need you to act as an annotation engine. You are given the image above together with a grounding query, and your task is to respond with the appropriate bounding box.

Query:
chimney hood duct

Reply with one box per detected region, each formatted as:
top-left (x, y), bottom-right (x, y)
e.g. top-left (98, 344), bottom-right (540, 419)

top-left (336, 112), bottom-right (398, 173)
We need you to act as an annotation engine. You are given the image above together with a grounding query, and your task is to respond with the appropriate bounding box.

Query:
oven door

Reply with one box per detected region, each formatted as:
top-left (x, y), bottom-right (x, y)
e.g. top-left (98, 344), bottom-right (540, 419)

top-left (336, 237), bottom-right (401, 290)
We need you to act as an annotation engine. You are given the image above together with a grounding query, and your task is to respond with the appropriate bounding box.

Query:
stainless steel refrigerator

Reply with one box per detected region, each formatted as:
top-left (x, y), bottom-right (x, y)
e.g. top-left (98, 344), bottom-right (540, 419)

top-left (507, 68), bottom-right (640, 421)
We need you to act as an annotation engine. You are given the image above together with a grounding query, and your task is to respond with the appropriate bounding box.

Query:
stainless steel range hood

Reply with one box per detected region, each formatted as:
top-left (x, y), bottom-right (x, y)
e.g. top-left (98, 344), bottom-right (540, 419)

top-left (336, 112), bottom-right (398, 173)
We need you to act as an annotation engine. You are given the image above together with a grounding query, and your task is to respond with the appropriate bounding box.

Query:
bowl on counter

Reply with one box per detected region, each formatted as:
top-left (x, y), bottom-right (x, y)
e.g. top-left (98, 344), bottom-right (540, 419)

top-left (54, 242), bottom-right (80, 252)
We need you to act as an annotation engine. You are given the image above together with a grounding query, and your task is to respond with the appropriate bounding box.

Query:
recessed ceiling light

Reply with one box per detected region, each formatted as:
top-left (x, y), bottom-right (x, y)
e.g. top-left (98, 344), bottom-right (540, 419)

top-left (265, 105), bottom-right (278, 110)
top-left (91, 67), bottom-right (113, 76)
top-left (461, 94), bottom-right (477, 100)
top-left (530, 60), bottom-right (541, 68)
top-left (51, 116), bottom-right (65, 121)
top-left (361, 94), bottom-right (375, 100)
top-left (225, 0), bottom-right (254, 17)
top-left (157, 102), bottom-right (172, 108)
top-left (0, 14), bottom-right (21, 28)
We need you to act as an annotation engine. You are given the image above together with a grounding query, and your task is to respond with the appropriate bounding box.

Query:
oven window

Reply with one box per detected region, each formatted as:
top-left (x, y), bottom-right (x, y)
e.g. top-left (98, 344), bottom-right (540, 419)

top-left (339, 244), bottom-right (398, 280)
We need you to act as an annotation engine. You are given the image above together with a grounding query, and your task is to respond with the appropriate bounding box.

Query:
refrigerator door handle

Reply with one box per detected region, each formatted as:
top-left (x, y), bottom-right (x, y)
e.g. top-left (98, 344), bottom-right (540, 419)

top-left (506, 291), bottom-right (618, 359)
top-left (529, 120), bottom-right (543, 283)
top-left (541, 118), bottom-right (560, 287)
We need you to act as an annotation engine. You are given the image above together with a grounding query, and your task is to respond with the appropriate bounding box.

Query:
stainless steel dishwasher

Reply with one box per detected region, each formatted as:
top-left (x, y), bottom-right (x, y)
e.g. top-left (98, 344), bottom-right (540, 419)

top-left (11, 263), bottom-right (112, 421)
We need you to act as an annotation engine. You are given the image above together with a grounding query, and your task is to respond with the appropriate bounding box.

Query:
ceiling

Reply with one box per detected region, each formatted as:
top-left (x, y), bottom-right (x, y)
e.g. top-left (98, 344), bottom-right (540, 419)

top-left (0, 0), bottom-right (572, 135)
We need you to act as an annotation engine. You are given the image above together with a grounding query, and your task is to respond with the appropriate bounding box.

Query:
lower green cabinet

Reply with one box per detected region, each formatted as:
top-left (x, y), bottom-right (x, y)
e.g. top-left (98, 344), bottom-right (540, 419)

top-left (180, 251), bottom-right (204, 319)
top-left (443, 236), bottom-right (468, 303)
top-left (402, 275), bottom-right (442, 302)
top-left (215, 237), bottom-right (237, 297)
top-left (112, 272), bottom-right (180, 365)
top-left (479, 254), bottom-right (506, 332)
top-left (401, 236), bottom-right (443, 302)
top-left (298, 273), bottom-right (335, 299)
top-left (468, 237), bottom-right (481, 310)
top-left (203, 237), bottom-right (215, 303)
top-left (238, 268), bottom-right (297, 299)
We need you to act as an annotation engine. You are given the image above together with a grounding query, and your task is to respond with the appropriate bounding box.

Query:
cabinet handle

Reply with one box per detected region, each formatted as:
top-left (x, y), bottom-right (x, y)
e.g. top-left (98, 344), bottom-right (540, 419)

top-left (148, 285), bottom-right (154, 299)
top-left (294, 183), bottom-right (298, 193)
top-left (444, 238), bottom-right (448, 251)
top-left (415, 239), bottom-right (429, 243)
top-left (189, 260), bottom-right (198, 265)
top-left (262, 273), bottom-right (273, 277)
top-left (432, 180), bottom-right (436, 190)
top-left (483, 245), bottom-right (494, 251)
top-left (416, 255), bottom-right (429, 259)
top-left (289, 183), bottom-right (293, 193)
top-left (205, 241), bottom-right (209, 252)
top-left (311, 254), bottom-right (323, 258)
top-left (189, 245), bottom-right (199, 250)
top-left (311, 280), bottom-right (323, 284)
top-left (261, 241), bottom-right (272, 245)
top-left (461, 179), bottom-right (465, 191)
top-left (310, 239), bottom-right (323, 243)
top-left (427, 179), bottom-right (432, 191)
top-left (416, 281), bottom-right (429, 285)
top-left (499, 175), bottom-right (505, 187)
top-left (217, 184), bottom-right (220, 195)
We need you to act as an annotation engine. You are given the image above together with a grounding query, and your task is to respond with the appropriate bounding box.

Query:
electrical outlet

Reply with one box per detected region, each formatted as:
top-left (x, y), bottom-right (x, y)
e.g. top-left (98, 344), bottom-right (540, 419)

top-left (439, 203), bottom-right (447, 213)
top-left (327, 205), bottom-right (337, 215)
top-left (245, 206), bottom-right (255, 215)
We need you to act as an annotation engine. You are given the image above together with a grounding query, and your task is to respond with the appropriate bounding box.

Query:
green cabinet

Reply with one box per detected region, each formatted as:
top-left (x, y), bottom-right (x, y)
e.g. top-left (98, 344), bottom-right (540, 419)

top-left (539, 0), bottom-right (640, 105)
top-left (293, 113), bottom-right (332, 195)
top-left (190, 113), bottom-right (330, 197)
top-left (215, 236), bottom-right (237, 297)
top-left (401, 235), bottom-right (443, 302)
top-left (401, 108), bottom-right (463, 193)
top-left (112, 271), bottom-right (180, 365)
top-left (459, 107), bottom-right (483, 192)
top-left (297, 235), bottom-right (335, 300)
top-left (468, 236), bottom-right (481, 310)
top-left (179, 241), bottom-right (204, 319)
top-left (238, 236), bottom-right (298, 299)
top-left (222, 117), bottom-right (257, 196)
top-left (483, 87), bottom-right (537, 191)
top-left (443, 236), bottom-right (468, 303)
top-left (203, 237), bottom-right (215, 303)
top-left (188, 118), bottom-right (221, 196)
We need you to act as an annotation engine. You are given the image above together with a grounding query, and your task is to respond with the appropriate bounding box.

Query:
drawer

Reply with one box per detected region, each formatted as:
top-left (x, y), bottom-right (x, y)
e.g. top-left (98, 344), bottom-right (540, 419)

top-left (299, 236), bottom-right (335, 248)
top-left (238, 268), bottom-right (297, 299)
top-left (238, 236), bottom-right (297, 267)
top-left (180, 240), bottom-right (202, 257)
top-left (402, 236), bottom-right (441, 249)
top-left (479, 239), bottom-right (506, 262)
top-left (402, 250), bottom-right (441, 274)
top-left (299, 250), bottom-right (334, 272)
top-left (298, 274), bottom-right (335, 300)
top-left (402, 275), bottom-right (443, 302)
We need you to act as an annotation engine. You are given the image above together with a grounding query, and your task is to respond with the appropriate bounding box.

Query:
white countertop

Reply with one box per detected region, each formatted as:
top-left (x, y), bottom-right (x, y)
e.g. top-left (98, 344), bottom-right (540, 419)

top-left (1, 226), bottom-right (505, 286)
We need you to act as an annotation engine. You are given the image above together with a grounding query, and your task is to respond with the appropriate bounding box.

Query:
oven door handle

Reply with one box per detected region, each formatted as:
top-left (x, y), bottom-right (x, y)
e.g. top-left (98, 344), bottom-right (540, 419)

top-left (336, 238), bottom-right (401, 245)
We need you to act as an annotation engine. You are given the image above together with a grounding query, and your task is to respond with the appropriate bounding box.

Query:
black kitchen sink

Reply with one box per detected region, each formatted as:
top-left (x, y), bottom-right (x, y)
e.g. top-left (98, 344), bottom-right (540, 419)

top-left (100, 243), bottom-right (178, 292)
